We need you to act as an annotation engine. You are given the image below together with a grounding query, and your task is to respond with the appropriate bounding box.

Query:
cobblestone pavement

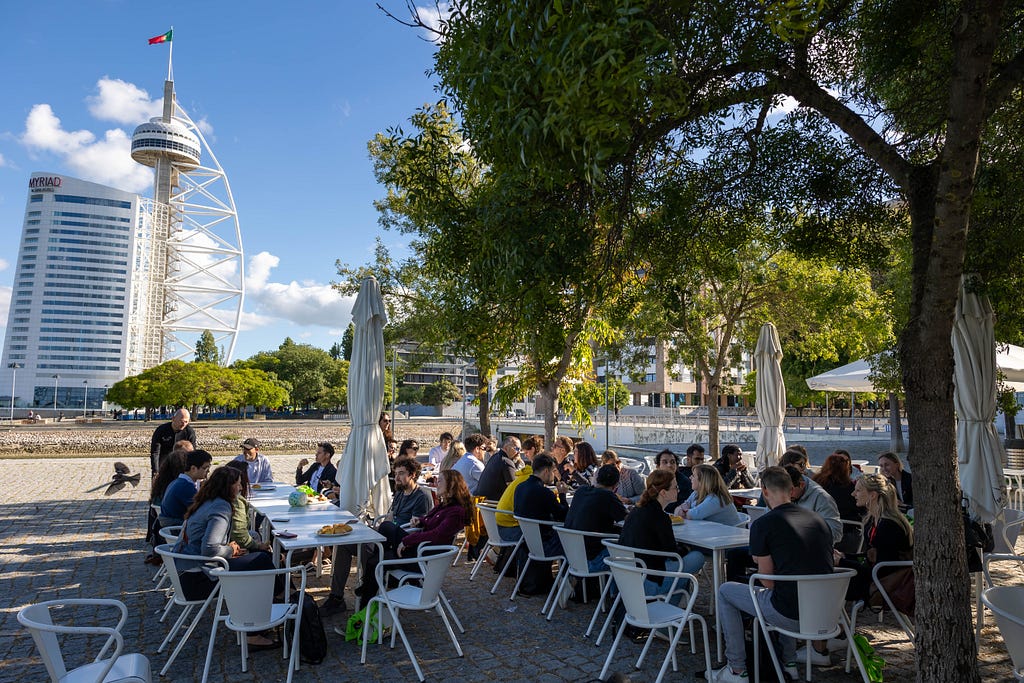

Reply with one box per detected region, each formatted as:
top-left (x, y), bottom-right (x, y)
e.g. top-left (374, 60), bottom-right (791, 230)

top-left (0, 455), bottom-right (1016, 682)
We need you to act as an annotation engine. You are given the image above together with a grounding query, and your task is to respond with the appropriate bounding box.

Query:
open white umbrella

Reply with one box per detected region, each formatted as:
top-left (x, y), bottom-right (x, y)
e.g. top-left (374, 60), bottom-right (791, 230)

top-left (953, 275), bottom-right (1007, 523)
top-left (754, 322), bottom-right (787, 470)
top-left (337, 277), bottom-right (392, 517)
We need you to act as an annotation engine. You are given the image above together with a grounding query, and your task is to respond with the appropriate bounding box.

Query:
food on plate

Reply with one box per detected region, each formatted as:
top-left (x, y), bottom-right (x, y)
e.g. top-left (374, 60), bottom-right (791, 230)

top-left (318, 523), bottom-right (353, 535)
top-left (669, 514), bottom-right (684, 524)
top-left (252, 484), bottom-right (263, 490)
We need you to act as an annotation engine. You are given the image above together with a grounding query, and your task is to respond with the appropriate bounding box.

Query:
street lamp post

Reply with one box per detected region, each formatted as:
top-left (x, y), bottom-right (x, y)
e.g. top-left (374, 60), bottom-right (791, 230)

top-left (8, 363), bottom-right (22, 422)
top-left (83, 380), bottom-right (89, 417)
top-left (461, 362), bottom-right (468, 437)
top-left (53, 374), bottom-right (59, 415)
top-left (390, 347), bottom-right (397, 427)
top-left (604, 359), bottom-right (610, 449)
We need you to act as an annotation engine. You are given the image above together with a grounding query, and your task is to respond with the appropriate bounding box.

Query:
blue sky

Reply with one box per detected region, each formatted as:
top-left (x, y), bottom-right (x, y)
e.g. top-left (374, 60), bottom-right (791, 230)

top-left (0, 2), bottom-right (443, 361)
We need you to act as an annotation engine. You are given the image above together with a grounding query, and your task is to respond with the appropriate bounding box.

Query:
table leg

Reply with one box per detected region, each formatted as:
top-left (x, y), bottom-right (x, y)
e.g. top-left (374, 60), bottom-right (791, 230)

top-left (713, 549), bottom-right (723, 663)
top-left (272, 537), bottom-right (281, 568)
top-left (284, 549), bottom-right (295, 601)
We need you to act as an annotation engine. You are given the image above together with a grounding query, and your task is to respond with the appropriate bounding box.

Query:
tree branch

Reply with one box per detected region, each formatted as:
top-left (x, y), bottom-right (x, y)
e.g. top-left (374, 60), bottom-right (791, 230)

top-left (984, 48), bottom-right (1024, 117)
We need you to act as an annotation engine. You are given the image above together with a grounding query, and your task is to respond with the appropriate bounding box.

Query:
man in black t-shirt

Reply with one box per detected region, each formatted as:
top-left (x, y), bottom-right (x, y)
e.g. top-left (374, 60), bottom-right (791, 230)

top-left (564, 465), bottom-right (627, 571)
top-left (711, 466), bottom-right (834, 683)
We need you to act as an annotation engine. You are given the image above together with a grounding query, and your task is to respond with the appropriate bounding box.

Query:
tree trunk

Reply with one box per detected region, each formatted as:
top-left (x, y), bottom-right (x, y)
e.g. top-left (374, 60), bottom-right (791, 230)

top-left (479, 388), bottom-right (491, 437)
top-left (888, 392), bottom-right (905, 453)
top-left (707, 381), bottom-right (720, 458)
top-left (539, 381), bottom-right (559, 446)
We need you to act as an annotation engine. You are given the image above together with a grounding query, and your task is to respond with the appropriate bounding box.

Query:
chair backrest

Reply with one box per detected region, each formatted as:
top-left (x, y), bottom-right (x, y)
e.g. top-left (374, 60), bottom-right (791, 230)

top-left (744, 505), bottom-right (769, 523)
top-left (514, 516), bottom-right (559, 559)
top-left (17, 599), bottom-right (127, 683)
top-left (982, 586), bottom-right (1024, 675)
top-left (859, 464), bottom-right (880, 475)
top-left (604, 559), bottom-right (654, 623)
top-left (415, 545), bottom-right (459, 604)
top-left (751, 568), bottom-right (854, 636)
top-left (209, 569), bottom-right (278, 626)
top-left (158, 525), bottom-right (182, 544)
top-left (734, 512), bottom-right (751, 528)
top-left (154, 544), bottom-right (228, 606)
top-left (994, 508), bottom-right (1024, 555)
top-left (477, 503), bottom-right (504, 540)
top-left (602, 539), bottom-right (637, 562)
top-left (556, 527), bottom-right (612, 573)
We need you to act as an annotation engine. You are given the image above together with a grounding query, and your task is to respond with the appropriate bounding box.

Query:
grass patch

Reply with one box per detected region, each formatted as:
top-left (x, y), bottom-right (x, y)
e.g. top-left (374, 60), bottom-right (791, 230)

top-left (220, 433), bottom-right (241, 441)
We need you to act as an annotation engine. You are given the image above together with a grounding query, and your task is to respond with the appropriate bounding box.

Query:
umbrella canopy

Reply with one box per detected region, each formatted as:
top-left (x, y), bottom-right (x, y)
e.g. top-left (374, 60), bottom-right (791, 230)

top-left (754, 322), bottom-right (787, 470)
top-left (337, 277), bottom-right (392, 517)
top-left (953, 276), bottom-right (1007, 523)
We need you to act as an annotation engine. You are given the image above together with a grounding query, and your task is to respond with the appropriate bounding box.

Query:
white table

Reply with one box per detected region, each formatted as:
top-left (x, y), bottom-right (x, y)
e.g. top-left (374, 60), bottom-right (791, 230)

top-left (673, 519), bottom-right (750, 662)
top-left (249, 484), bottom-right (385, 598)
top-left (730, 487), bottom-right (762, 502)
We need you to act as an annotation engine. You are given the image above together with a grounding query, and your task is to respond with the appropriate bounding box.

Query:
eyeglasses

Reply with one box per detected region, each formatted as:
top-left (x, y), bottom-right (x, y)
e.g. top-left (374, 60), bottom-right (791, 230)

top-left (411, 445), bottom-right (419, 451)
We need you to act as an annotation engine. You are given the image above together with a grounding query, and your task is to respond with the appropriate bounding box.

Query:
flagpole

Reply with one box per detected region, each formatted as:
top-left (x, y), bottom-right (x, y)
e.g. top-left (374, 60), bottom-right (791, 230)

top-left (167, 26), bottom-right (174, 81)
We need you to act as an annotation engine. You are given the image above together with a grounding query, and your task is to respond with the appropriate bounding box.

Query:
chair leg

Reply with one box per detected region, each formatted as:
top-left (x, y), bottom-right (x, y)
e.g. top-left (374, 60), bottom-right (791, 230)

top-left (437, 603), bottom-right (464, 656)
top-left (546, 568), bottom-right (571, 621)
top-left (158, 603), bottom-right (192, 653)
top-left (489, 540), bottom-right (521, 594)
top-left (585, 578), bottom-right (612, 638)
top-left (846, 601), bottom-right (863, 674)
top-left (599, 619), bottom-right (628, 681)
top-left (841, 612), bottom-right (872, 683)
top-left (439, 590), bottom-right (465, 633)
top-left (510, 558), bottom-right (530, 601)
top-left (654, 623), bottom-right (688, 683)
top-left (391, 607), bottom-right (425, 682)
top-left (161, 589), bottom-right (218, 676)
top-left (753, 618), bottom-right (787, 683)
top-left (468, 541), bottom-right (489, 581)
top-left (595, 594), bottom-right (622, 646)
top-left (541, 561), bottom-right (566, 615)
top-left (200, 597), bottom-right (223, 683)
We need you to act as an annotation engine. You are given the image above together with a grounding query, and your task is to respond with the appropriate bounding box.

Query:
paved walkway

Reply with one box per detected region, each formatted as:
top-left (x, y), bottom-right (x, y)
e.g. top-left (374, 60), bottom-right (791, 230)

top-left (0, 455), bottom-right (1015, 682)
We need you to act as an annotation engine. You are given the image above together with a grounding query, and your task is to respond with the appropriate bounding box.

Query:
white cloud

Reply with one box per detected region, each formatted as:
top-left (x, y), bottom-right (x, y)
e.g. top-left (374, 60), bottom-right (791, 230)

top-left (0, 258), bottom-right (8, 271)
top-left (327, 328), bottom-right (345, 336)
top-left (0, 152), bottom-right (7, 167)
top-left (0, 285), bottom-right (11, 328)
top-left (245, 251), bottom-right (355, 328)
top-left (768, 96), bottom-right (801, 116)
top-left (415, 2), bottom-right (450, 42)
top-left (87, 77), bottom-right (161, 124)
top-left (20, 103), bottom-right (152, 193)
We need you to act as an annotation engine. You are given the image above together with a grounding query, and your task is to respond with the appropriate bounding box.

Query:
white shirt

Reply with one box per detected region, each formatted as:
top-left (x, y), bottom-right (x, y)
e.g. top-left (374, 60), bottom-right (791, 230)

top-left (428, 445), bottom-right (448, 466)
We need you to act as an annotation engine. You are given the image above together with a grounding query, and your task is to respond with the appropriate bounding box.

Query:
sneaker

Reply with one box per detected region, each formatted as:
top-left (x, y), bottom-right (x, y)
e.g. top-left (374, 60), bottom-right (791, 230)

top-left (710, 666), bottom-right (749, 682)
top-left (827, 636), bottom-right (849, 652)
top-left (784, 662), bottom-right (800, 680)
top-left (319, 594), bottom-right (348, 616)
top-left (796, 644), bottom-right (831, 666)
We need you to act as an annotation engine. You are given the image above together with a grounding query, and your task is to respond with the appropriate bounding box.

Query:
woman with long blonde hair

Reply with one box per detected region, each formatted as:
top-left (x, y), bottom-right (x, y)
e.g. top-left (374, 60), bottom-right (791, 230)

top-left (680, 464), bottom-right (740, 525)
top-left (439, 440), bottom-right (466, 472)
top-left (837, 473), bottom-right (913, 600)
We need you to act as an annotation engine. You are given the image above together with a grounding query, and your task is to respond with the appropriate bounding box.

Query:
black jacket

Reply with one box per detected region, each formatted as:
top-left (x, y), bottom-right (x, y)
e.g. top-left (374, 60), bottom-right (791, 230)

top-left (149, 422), bottom-right (197, 475)
top-left (514, 475), bottom-right (568, 541)
top-left (296, 462), bottom-right (338, 491)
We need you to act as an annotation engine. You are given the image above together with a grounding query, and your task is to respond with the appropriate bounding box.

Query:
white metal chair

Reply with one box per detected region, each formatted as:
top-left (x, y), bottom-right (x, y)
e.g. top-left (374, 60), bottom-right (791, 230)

top-left (17, 598), bottom-right (151, 683)
top-left (744, 505), bottom-right (769, 524)
top-left (594, 540), bottom-right (691, 645)
top-left (749, 567), bottom-right (870, 683)
top-left (599, 558), bottom-right (711, 683)
top-left (549, 527), bottom-right (616, 629)
top-left (154, 527), bottom-right (182, 620)
top-left (380, 543), bottom-right (466, 633)
top-left (471, 503), bottom-right (524, 593)
top-left (978, 552), bottom-right (1024, 643)
top-left (361, 545), bottom-right (462, 682)
top-left (973, 510), bottom-right (1024, 642)
top-left (838, 518), bottom-right (866, 555)
top-left (203, 565), bottom-right (306, 683)
top-left (733, 512), bottom-right (751, 528)
top-left (153, 544), bottom-right (229, 677)
top-left (846, 560), bottom-right (915, 673)
top-left (982, 585), bottom-right (1024, 680)
top-left (510, 516), bottom-right (565, 613)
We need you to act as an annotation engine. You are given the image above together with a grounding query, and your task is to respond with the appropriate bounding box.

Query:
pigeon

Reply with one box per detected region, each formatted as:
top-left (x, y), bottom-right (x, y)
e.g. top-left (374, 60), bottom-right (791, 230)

top-left (95, 462), bottom-right (142, 496)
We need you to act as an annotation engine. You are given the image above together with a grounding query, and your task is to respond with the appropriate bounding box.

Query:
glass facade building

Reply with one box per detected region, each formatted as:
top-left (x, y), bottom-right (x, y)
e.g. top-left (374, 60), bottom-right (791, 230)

top-left (1, 173), bottom-right (141, 413)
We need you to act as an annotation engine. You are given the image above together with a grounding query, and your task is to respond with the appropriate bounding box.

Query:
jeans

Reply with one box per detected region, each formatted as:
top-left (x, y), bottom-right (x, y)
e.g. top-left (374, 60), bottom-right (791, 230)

top-left (719, 581), bottom-right (800, 672)
top-left (643, 551), bottom-right (704, 606)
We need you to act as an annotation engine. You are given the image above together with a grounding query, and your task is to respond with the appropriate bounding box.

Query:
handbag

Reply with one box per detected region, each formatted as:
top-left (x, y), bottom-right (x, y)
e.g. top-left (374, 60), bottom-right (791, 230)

top-left (868, 566), bottom-right (915, 617)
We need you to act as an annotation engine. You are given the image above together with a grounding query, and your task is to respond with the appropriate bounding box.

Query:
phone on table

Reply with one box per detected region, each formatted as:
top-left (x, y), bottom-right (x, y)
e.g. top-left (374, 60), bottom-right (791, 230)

top-left (277, 531), bottom-right (297, 539)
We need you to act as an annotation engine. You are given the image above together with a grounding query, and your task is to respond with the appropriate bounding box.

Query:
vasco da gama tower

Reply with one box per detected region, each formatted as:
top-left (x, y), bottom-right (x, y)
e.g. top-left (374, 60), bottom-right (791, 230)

top-left (0, 52), bottom-right (243, 415)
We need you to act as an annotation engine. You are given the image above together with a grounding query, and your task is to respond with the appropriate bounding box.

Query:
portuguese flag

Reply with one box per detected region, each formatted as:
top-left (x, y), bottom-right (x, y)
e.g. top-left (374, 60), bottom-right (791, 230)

top-left (148, 30), bottom-right (172, 45)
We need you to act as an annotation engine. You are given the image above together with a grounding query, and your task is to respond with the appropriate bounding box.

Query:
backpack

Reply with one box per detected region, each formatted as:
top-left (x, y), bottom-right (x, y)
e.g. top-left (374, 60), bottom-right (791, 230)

top-left (289, 590), bottom-right (327, 665)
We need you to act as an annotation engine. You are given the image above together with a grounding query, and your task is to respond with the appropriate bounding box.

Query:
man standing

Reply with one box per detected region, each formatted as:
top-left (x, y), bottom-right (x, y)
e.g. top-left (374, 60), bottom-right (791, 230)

top-left (427, 432), bottom-right (454, 467)
top-left (158, 449), bottom-right (213, 527)
top-left (149, 408), bottom-right (196, 476)
top-left (712, 466), bottom-right (835, 682)
top-left (322, 456), bottom-right (432, 616)
top-left (475, 435), bottom-right (522, 500)
top-left (453, 433), bottom-right (487, 493)
top-left (295, 442), bottom-right (338, 492)
top-left (714, 443), bottom-right (755, 489)
top-left (234, 437), bottom-right (273, 483)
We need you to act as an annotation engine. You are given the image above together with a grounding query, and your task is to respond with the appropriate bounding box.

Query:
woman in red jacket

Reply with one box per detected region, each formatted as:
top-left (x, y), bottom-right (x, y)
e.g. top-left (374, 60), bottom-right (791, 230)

top-left (395, 469), bottom-right (473, 558)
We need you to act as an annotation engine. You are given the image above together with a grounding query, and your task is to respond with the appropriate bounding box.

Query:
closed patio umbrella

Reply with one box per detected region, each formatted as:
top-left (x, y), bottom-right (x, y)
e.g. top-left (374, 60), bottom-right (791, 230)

top-left (953, 275), bottom-right (1007, 523)
top-left (337, 277), bottom-right (392, 517)
top-left (754, 322), bottom-right (787, 471)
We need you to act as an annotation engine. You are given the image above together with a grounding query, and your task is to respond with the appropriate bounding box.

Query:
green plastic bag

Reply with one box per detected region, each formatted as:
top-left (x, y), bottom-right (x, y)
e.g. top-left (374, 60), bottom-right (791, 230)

top-left (344, 602), bottom-right (381, 642)
top-left (853, 633), bottom-right (886, 682)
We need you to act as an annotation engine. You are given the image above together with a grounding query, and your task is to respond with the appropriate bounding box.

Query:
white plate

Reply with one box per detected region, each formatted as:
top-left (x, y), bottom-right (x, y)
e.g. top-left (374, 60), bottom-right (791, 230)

top-left (316, 529), bottom-right (353, 537)
top-left (251, 485), bottom-right (277, 491)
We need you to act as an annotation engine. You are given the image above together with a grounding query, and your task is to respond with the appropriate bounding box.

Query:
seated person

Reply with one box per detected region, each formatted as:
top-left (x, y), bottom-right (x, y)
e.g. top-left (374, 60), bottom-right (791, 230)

top-left (571, 441), bottom-right (600, 487)
top-left (171, 466), bottom-right (279, 650)
top-left (233, 437), bottom-right (273, 483)
top-left (475, 436), bottom-right (522, 500)
top-left (146, 448), bottom-right (188, 565)
top-left (321, 456), bottom-right (432, 615)
top-left (814, 453), bottom-right (865, 554)
top-left (618, 470), bottom-right (704, 605)
top-left (878, 451), bottom-right (913, 509)
top-left (514, 454), bottom-right (569, 557)
top-left (712, 466), bottom-right (835, 682)
top-left (679, 464), bottom-right (741, 525)
top-left (653, 449), bottom-right (688, 513)
top-left (452, 434), bottom-right (487, 493)
top-left (224, 461), bottom-right (271, 553)
top-left (354, 469), bottom-right (472, 603)
top-left (549, 436), bottom-right (576, 487)
top-left (713, 443), bottom-right (755, 489)
top-left (601, 450), bottom-right (645, 505)
top-left (295, 442), bottom-right (337, 493)
top-left (159, 449), bottom-right (212, 527)
top-left (565, 464), bottom-right (628, 572)
top-left (837, 473), bottom-right (913, 599)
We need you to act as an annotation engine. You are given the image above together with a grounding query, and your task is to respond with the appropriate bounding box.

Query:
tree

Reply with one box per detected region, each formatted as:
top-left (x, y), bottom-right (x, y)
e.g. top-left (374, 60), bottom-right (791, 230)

top-left (397, 384), bottom-right (423, 405)
top-left (234, 340), bottom-right (337, 410)
top-left (341, 323), bottom-right (355, 361)
top-left (421, 379), bottom-right (461, 407)
top-left (328, 342), bottom-right (342, 360)
top-left (422, 2), bottom-right (1024, 678)
top-left (194, 330), bottom-right (222, 365)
